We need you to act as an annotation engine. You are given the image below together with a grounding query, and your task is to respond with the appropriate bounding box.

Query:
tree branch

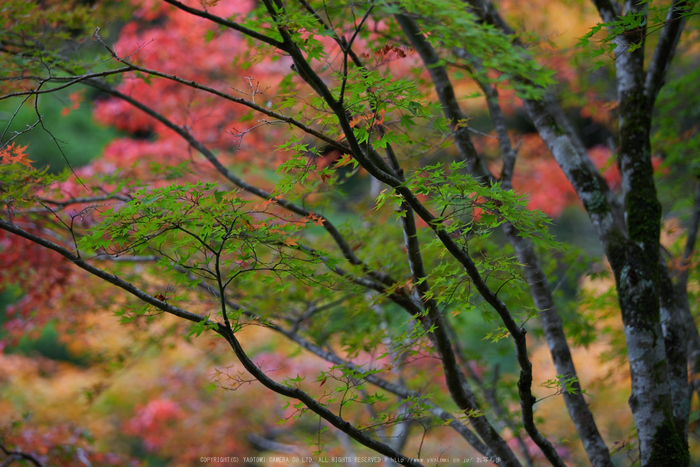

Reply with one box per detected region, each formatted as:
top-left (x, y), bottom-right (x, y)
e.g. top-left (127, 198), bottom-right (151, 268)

top-left (162, 0), bottom-right (286, 49)
top-left (0, 67), bottom-right (131, 100)
top-left (0, 219), bottom-right (210, 324)
top-left (81, 80), bottom-right (392, 281)
top-left (89, 36), bottom-right (349, 155)
top-left (392, 190), bottom-right (512, 462)
top-left (394, 10), bottom-right (593, 466)
top-left (590, 0), bottom-right (622, 23)
top-left (645, 0), bottom-right (689, 106)
top-left (395, 14), bottom-right (490, 183)
top-left (188, 263), bottom-right (496, 457)
top-left (678, 180), bottom-right (700, 291)
top-left (658, 257), bottom-right (689, 440)
top-left (0, 445), bottom-right (45, 467)
top-left (218, 328), bottom-right (425, 466)
top-left (0, 218), bottom-right (424, 467)
top-left (677, 181), bottom-right (700, 403)
top-left (451, 3), bottom-right (615, 465)
top-left (258, 0), bottom-right (400, 184)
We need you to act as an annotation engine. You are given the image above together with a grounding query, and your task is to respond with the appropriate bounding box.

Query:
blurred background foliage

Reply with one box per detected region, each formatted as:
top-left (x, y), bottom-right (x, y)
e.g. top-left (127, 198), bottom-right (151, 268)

top-left (0, 0), bottom-right (698, 465)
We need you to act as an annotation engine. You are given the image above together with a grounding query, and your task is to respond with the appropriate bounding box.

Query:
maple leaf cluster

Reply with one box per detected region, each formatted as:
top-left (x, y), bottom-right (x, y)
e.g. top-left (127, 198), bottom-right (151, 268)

top-left (0, 143), bottom-right (33, 168)
top-left (1, 0), bottom-right (697, 464)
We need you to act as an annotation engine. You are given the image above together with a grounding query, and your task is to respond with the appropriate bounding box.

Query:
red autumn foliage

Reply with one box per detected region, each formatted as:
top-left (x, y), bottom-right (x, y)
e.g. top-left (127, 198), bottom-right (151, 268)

top-left (2, 0), bottom-right (696, 465)
top-left (0, 232), bottom-right (79, 348)
top-left (1, 422), bottom-right (137, 466)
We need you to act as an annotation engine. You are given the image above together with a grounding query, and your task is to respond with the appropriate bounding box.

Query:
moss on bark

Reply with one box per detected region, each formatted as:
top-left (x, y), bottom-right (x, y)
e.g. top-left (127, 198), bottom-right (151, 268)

top-left (647, 418), bottom-right (689, 466)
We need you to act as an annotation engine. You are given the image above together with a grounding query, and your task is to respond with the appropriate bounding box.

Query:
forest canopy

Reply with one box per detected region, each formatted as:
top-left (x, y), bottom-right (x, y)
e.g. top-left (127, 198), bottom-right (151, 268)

top-left (1, 0), bottom-right (699, 466)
